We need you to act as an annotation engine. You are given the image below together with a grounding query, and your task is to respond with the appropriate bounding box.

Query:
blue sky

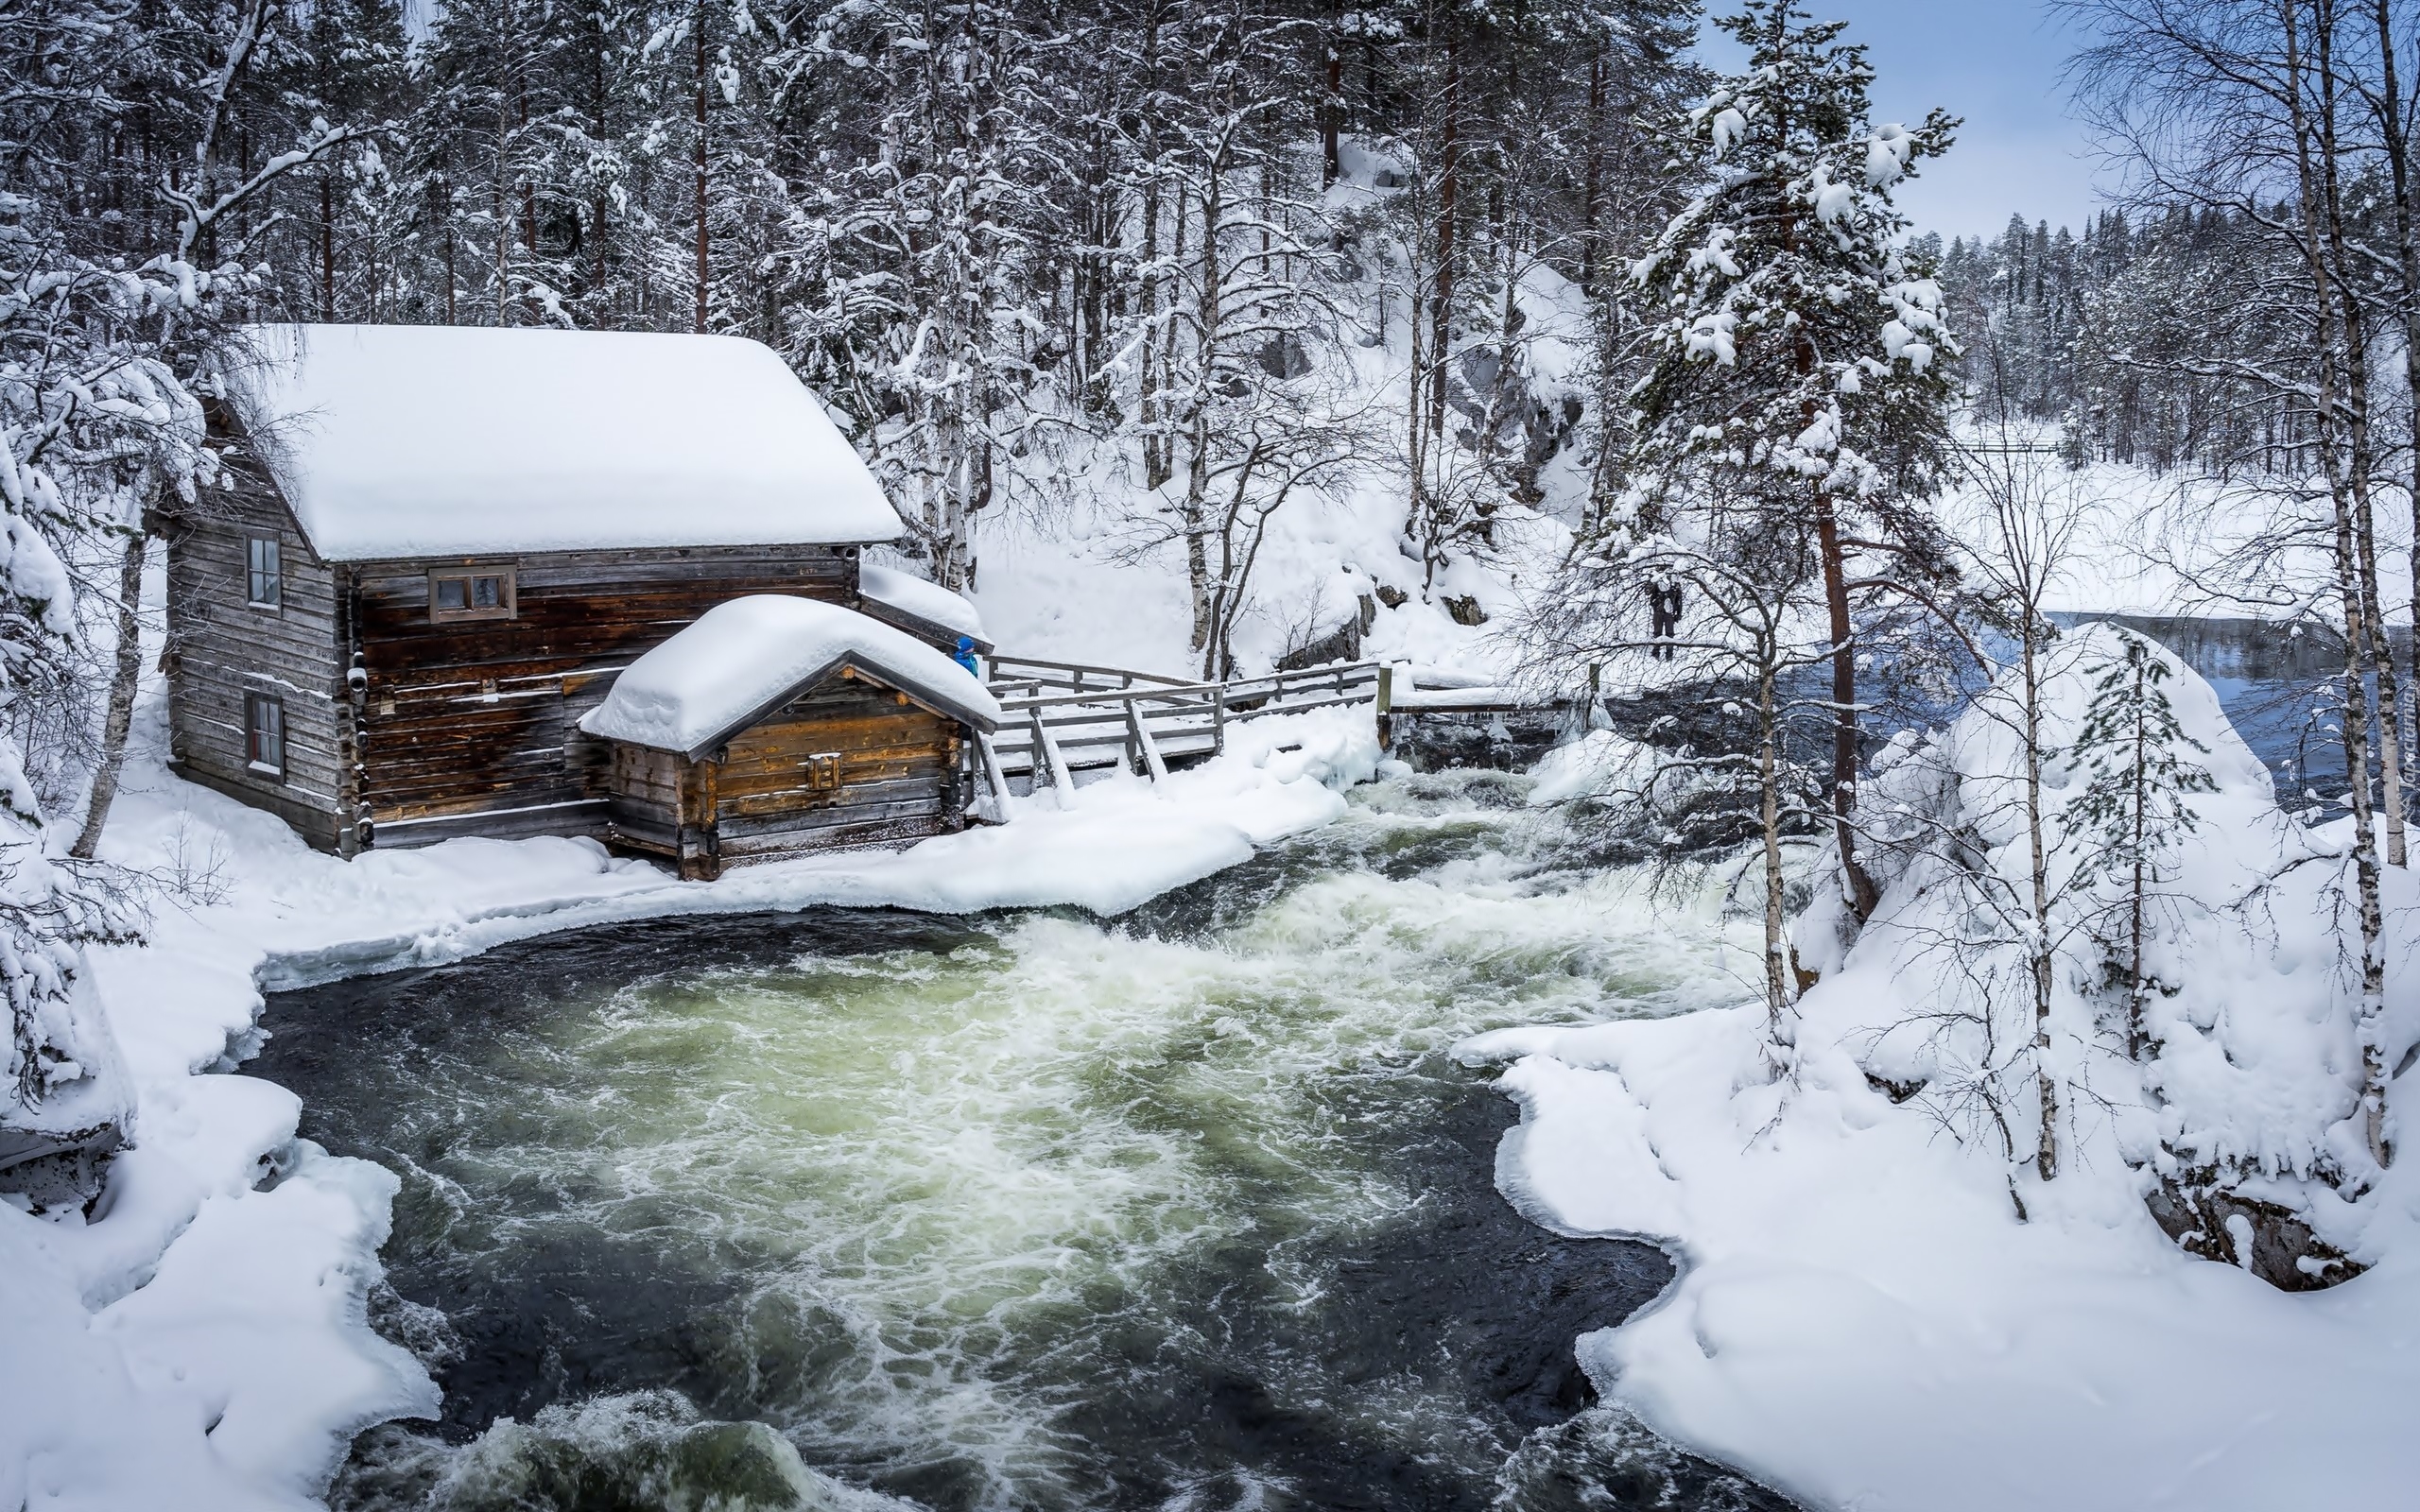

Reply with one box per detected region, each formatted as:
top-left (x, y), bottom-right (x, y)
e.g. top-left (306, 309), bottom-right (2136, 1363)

top-left (1694, 2), bottom-right (2101, 242)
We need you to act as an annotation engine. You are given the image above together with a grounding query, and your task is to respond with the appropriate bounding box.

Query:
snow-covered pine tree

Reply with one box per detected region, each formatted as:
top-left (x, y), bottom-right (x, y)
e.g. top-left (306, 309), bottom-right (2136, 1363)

top-left (0, 0), bottom-right (271, 1128)
top-left (2065, 629), bottom-right (2217, 1059)
top-left (811, 0), bottom-right (1056, 591)
top-left (0, 180), bottom-right (158, 1114)
top-left (1623, 0), bottom-right (1959, 925)
top-left (268, 0), bottom-right (410, 323)
top-left (412, 0), bottom-right (653, 328)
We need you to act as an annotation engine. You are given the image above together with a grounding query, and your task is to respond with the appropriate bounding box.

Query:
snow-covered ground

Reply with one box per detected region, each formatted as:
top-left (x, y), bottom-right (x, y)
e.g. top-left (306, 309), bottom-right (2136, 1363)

top-left (963, 474), bottom-right (1543, 683)
top-left (0, 696), bottom-right (1378, 1512)
top-left (1465, 629), bottom-right (2420, 1511)
top-left (1945, 449), bottom-right (2417, 626)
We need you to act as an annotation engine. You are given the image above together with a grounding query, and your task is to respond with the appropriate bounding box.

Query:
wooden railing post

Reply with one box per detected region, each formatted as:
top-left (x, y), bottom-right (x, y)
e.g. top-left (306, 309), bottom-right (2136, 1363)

top-left (977, 732), bottom-right (1016, 820)
top-left (1127, 697), bottom-right (1170, 782)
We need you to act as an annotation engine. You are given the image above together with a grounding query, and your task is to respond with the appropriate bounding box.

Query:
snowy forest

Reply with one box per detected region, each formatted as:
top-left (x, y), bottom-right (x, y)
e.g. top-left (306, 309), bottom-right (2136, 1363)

top-left (4, 0), bottom-right (2419, 1507)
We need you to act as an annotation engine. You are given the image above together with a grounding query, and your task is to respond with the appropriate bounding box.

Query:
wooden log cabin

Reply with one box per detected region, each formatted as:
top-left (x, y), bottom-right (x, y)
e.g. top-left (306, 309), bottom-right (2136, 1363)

top-left (164, 323), bottom-right (994, 859)
top-left (579, 595), bottom-right (1001, 878)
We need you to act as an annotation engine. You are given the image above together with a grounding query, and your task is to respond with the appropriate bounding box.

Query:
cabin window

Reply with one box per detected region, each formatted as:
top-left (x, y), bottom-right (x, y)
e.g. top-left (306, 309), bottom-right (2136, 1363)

top-left (245, 694), bottom-right (285, 779)
top-left (428, 565), bottom-right (516, 623)
top-left (246, 537), bottom-right (282, 609)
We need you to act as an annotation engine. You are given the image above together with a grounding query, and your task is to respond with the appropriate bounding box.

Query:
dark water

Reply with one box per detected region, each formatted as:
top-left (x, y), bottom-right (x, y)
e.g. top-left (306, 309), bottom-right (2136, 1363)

top-left (249, 774), bottom-right (1793, 1512)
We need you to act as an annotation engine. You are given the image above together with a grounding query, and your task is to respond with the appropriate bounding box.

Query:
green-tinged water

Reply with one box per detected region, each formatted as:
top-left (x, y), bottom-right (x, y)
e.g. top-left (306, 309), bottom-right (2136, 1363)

top-left (251, 769), bottom-right (1789, 1512)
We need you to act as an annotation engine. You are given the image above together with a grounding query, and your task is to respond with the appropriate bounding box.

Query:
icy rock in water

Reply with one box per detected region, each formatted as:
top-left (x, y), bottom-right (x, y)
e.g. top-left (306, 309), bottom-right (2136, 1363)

top-left (409, 1392), bottom-right (907, 1512)
top-left (1528, 730), bottom-right (1659, 808)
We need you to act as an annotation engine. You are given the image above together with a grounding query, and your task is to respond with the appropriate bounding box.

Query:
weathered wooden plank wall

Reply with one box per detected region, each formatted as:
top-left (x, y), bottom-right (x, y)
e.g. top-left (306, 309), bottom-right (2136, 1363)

top-left (161, 475), bottom-right (349, 850)
top-left (351, 545), bottom-right (858, 840)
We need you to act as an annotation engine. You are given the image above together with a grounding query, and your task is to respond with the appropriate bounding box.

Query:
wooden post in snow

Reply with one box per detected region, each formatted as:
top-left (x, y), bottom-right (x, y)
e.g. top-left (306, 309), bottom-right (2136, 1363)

top-left (1127, 697), bottom-right (1170, 782)
top-left (977, 731), bottom-right (1016, 820)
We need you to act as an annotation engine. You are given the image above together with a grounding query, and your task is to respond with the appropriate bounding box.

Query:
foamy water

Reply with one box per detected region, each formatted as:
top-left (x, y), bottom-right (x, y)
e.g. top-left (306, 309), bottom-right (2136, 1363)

top-left (254, 771), bottom-right (1787, 1511)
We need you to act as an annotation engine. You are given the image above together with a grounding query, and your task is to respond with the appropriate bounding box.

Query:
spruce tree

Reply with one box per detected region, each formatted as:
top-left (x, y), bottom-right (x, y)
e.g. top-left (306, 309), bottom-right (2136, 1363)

top-left (2064, 629), bottom-right (2218, 1058)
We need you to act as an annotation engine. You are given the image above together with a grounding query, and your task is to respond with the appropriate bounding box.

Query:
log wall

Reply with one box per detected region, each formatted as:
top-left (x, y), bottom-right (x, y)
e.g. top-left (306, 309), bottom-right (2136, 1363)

top-left (601, 673), bottom-right (967, 880)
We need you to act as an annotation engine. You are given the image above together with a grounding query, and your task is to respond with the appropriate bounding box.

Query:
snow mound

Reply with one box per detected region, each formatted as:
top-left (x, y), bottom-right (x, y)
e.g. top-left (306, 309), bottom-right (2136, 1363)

top-left (227, 325), bottom-right (903, 559)
top-left (861, 563), bottom-right (985, 644)
top-left (579, 595), bottom-right (1001, 755)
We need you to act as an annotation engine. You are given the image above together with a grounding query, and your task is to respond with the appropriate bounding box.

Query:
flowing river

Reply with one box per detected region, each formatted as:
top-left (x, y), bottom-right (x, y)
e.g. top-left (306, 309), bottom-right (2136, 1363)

top-left (243, 617), bottom-right (2344, 1512)
top-left (249, 766), bottom-right (1791, 1512)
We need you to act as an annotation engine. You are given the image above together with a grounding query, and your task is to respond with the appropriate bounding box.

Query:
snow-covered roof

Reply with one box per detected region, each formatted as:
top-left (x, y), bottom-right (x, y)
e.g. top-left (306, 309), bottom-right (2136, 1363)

top-left (579, 595), bottom-right (1000, 756)
top-left (227, 324), bottom-right (903, 560)
top-left (860, 563), bottom-right (988, 647)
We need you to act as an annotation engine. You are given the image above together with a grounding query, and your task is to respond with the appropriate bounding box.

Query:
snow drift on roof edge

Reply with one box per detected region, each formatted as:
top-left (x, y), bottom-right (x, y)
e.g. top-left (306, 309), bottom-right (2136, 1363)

top-left (860, 563), bottom-right (986, 642)
top-left (225, 324), bottom-right (903, 559)
top-left (579, 595), bottom-right (1001, 755)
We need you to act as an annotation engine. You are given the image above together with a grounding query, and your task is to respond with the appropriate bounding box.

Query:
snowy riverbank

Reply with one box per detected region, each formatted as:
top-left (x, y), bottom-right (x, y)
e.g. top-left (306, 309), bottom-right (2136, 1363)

top-left (1, 706), bottom-right (1379, 1512)
top-left (1465, 632), bottom-right (2420, 1511)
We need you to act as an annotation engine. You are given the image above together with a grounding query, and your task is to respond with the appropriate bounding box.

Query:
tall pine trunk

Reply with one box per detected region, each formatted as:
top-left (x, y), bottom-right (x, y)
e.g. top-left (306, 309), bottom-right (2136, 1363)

top-left (693, 0), bottom-right (710, 333)
top-left (1801, 310), bottom-right (1876, 919)
top-left (320, 175), bottom-right (336, 318)
top-left (1322, 0), bottom-right (1341, 189)
top-left (1582, 45), bottom-right (1604, 293)
top-left (1426, 25), bottom-right (1457, 440)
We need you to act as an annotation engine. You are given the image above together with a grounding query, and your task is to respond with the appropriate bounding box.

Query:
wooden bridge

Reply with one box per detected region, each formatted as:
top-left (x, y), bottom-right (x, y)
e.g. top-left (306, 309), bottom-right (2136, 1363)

top-left (977, 654), bottom-right (1386, 804)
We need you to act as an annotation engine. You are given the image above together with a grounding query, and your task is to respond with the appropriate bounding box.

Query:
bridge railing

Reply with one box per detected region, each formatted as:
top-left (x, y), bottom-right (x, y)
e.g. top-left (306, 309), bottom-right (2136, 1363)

top-left (981, 658), bottom-right (1385, 796)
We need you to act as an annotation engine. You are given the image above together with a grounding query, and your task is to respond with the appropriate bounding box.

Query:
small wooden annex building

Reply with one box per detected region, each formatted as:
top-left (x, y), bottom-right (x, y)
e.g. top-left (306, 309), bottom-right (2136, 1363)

top-left (579, 596), bottom-right (1001, 878)
top-left (164, 322), bottom-right (994, 860)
